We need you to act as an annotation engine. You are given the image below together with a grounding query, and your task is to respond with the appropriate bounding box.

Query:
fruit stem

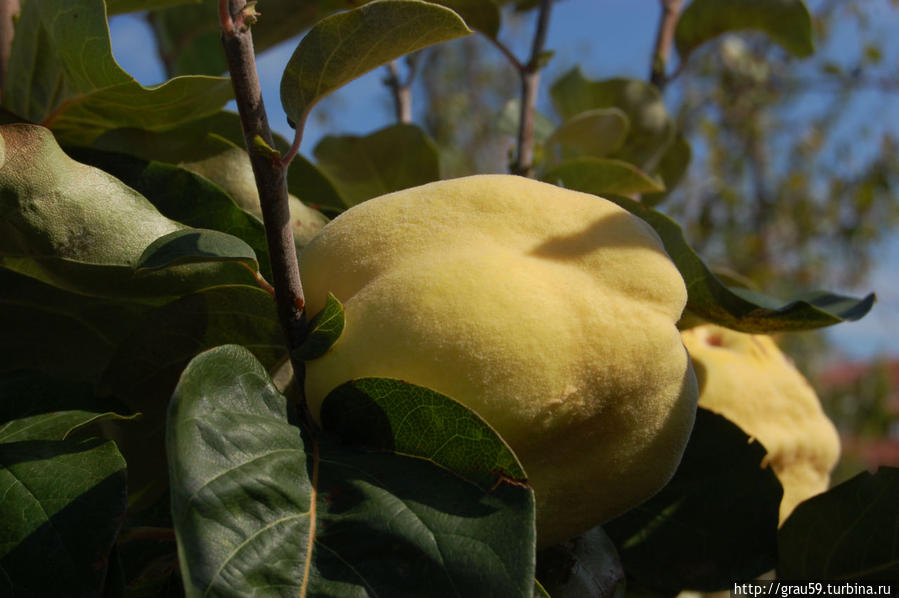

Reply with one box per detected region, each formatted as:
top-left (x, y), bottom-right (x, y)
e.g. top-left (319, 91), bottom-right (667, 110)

top-left (219, 0), bottom-right (312, 425)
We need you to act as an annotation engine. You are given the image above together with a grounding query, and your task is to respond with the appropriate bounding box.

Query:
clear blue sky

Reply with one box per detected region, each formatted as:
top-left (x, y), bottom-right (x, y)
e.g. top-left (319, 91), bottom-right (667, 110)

top-left (108, 0), bottom-right (899, 363)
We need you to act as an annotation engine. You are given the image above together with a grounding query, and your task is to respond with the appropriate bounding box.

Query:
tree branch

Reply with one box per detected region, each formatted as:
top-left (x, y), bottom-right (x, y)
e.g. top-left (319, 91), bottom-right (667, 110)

top-left (385, 60), bottom-right (413, 124)
top-left (512, 0), bottom-right (552, 177)
top-left (649, 0), bottom-right (683, 90)
top-left (219, 0), bottom-right (309, 415)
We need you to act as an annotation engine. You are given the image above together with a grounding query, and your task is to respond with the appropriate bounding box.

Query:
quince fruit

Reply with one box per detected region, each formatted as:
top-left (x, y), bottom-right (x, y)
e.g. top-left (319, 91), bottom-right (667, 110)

top-left (681, 324), bottom-right (840, 523)
top-left (300, 175), bottom-right (698, 547)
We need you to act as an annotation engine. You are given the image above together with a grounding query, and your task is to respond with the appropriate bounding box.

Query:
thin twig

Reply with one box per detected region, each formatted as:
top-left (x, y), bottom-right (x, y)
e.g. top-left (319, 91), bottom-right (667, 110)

top-left (385, 60), bottom-right (413, 123)
top-left (219, 0), bottom-right (311, 421)
top-left (650, 0), bottom-right (683, 90)
top-left (485, 35), bottom-right (524, 73)
top-left (512, 0), bottom-right (552, 177)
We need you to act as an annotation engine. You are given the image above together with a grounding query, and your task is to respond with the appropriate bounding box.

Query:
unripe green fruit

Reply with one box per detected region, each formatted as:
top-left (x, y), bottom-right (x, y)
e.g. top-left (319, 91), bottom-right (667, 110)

top-left (300, 175), bottom-right (698, 547)
top-left (681, 324), bottom-right (841, 523)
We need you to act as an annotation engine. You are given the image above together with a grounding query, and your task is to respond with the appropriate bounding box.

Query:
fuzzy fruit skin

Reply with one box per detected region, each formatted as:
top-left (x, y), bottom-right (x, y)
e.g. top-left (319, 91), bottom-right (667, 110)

top-left (681, 324), bottom-right (840, 523)
top-left (300, 175), bottom-right (698, 547)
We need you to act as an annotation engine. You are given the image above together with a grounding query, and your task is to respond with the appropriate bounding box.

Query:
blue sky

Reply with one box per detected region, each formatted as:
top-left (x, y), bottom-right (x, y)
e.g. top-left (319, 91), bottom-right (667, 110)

top-left (108, 1), bottom-right (899, 363)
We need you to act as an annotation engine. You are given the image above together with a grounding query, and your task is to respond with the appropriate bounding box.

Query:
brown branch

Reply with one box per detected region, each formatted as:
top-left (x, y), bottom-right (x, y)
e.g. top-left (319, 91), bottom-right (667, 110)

top-left (512, 0), bottom-right (552, 178)
top-left (385, 61), bottom-right (412, 124)
top-left (220, 0), bottom-right (310, 419)
top-left (649, 0), bottom-right (683, 90)
top-left (0, 0), bottom-right (19, 92)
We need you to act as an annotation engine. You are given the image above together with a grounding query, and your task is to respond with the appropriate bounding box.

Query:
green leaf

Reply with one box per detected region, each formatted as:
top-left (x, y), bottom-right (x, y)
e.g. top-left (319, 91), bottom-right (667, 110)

top-left (675, 0), bottom-right (814, 62)
top-left (778, 467), bottom-right (899, 580)
top-left (545, 157), bottom-right (664, 196)
top-left (168, 345), bottom-right (535, 597)
top-left (280, 0), bottom-right (471, 128)
top-left (320, 377), bottom-right (528, 491)
top-left (3, 0), bottom-right (231, 144)
top-left (545, 108), bottom-right (630, 162)
top-left (435, 0), bottom-right (501, 38)
top-left (498, 98), bottom-right (556, 144)
top-left (0, 269), bottom-right (149, 383)
top-left (0, 410), bottom-right (133, 443)
top-left (605, 409), bottom-right (782, 593)
top-left (0, 415), bottom-right (127, 596)
top-left (550, 70), bottom-right (675, 171)
top-left (101, 286), bottom-right (284, 422)
top-left (642, 132), bottom-right (691, 207)
top-left (601, 195), bottom-right (876, 332)
top-left (313, 124), bottom-right (442, 206)
top-left (536, 527), bottom-right (625, 598)
top-left (293, 293), bottom-right (345, 361)
top-left (136, 229), bottom-right (259, 272)
top-left (65, 145), bottom-right (273, 278)
top-left (0, 124), bottom-right (254, 299)
top-left (533, 580), bottom-right (552, 598)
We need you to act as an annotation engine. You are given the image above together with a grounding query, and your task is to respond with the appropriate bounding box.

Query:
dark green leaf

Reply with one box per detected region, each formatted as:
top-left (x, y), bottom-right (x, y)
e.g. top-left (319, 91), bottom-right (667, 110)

top-left (293, 293), bottom-right (345, 360)
top-left (601, 195), bottom-right (876, 332)
top-left (605, 409), bottom-right (782, 593)
top-left (149, 0), bottom-right (364, 77)
top-left (66, 145), bottom-right (274, 278)
top-left (436, 0), bottom-right (501, 38)
top-left (280, 0), bottom-right (471, 127)
top-left (675, 0), bottom-right (814, 62)
top-left (321, 377), bottom-right (527, 491)
top-left (0, 269), bottom-right (149, 383)
top-left (0, 410), bottom-right (133, 443)
top-left (136, 229), bottom-right (258, 272)
top-left (545, 108), bottom-right (630, 162)
top-left (3, 0), bottom-right (230, 144)
top-left (643, 133), bottom-right (691, 207)
top-left (545, 157), bottom-right (664, 196)
top-left (536, 527), bottom-right (625, 598)
top-left (0, 124), bottom-right (255, 299)
top-left (101, 286), bottom-right (284, 422)
top-left (314, 124), bottom-right (442, 206)
top-left (0, 422), bottom-right (127, 596)
top-left (550, 70), bottom-right (675, 171)
top-left (498, 98), bottom-right (556, 144)
top-left (778, 467), bottom-right (899, 580)
top-left (168, 345), bottom-right (535, 597)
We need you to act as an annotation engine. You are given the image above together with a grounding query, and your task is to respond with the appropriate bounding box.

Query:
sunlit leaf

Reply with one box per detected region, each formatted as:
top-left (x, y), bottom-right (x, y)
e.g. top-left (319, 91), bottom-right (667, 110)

top-left (643, 132), bottom-right (691, 207)
top-left (545, 157), bottom-right (664, 196)
top-left (550, 69), bottom-right (675, 171)
top-left (281, 0), bottom-right (471, 128)
top-left (314, 124), bottom-right (441, 206)
top-left (0, 124), bottom-right (254, 299)
top-left (601, 195), bottom-right (876, 332)
top-left (3, 0), bottom-right (230, 144)
top-left (545, 108), bottom-right (630, 162)
top-left (676, 0), bottom-right (814, 61)
top-left (320, 377), bottom-right (527, 491)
